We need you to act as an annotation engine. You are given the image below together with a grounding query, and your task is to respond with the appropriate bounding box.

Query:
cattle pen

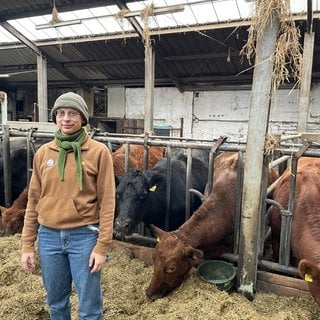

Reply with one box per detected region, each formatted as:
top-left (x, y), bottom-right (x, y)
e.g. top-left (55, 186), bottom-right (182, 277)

top-left (1, 123), bottom-right (320, 302)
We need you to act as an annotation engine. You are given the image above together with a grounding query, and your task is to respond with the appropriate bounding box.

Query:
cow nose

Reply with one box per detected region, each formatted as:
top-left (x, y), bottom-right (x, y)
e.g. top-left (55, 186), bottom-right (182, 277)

top-left (114, 218), bottom-right (131, 236)
top-left (113, 229), bottom-right (124, 240)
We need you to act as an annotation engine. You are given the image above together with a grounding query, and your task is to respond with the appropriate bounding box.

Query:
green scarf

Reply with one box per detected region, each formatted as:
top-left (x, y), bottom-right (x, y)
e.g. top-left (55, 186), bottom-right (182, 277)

top-left (55, 128), bottom-right (87, 190)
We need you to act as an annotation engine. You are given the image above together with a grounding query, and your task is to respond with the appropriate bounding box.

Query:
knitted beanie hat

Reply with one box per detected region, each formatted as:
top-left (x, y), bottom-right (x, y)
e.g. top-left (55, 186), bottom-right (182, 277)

top-left (51, 92), bottom-right (89, 126)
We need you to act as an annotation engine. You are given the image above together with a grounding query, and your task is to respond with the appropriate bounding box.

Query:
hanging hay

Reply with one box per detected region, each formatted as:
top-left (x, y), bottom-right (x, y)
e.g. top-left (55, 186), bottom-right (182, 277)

top-left (0, 91), bottom-right (6, 104)
top-left (1, 234), bottom-right (320, 319)
top-left (241, 0), bottom-right (302, 90)
top-left (115, 9), bottom-right (129, 22)
top-left (140, 4), bottom-right (155, 48)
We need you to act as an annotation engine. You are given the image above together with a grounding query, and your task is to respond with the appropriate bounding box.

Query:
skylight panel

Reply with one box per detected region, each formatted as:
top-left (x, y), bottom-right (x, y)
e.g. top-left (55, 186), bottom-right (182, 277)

top-left (126, 2), bottom-right (147, 11)
top-left (91, 5), bottom-right (120, 15)
top-left (177, 6), bottom-right (197, 24)
top-left (150, 13), bottom-right (181, 28)
top-left (9, 19), bottom-right (38, 41)
top-left (213, 0), bottom-right (240, 21)
top-left (152, 0), bottom-right (169, 7)
top-left (166, 0), bottom-right (189, 5)
top-left (113, 17), bottom-right (136, 32)
top-left (235, 0), bottom-right (254, 19)
top-left (152, 14), bottom-right (190, 28)
top-left (0, 27), bottom-right (17, 42)
top-left (291, 0), bottom-right (308, 13)
top-left (190, 2), bottom-right (218, 24)
top-left (70, 8), bottom-right (94, 19)
top-left (57, 11), bottom-right (79, 21)
top-left (81, 19), bottom-right (106, 34)
top-left (67, 22), bottom-right (92, 35)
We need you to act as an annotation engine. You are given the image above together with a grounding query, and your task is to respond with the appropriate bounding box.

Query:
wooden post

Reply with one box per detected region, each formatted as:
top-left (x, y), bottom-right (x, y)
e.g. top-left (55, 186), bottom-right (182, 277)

top-left (144, 43), bottom-right (155, 132)
top-left (37, 54), bottom-right (48, 122)
top-left (297, 32), bottom-right (315, 132)
top-left (0, 91), bottom-right (8, 124)
top-left (237, 14), bottom-right (280, 299)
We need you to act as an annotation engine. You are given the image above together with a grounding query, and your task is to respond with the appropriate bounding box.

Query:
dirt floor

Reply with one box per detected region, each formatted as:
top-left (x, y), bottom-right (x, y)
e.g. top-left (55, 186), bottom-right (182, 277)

top-left (1, 234), bottom-right (320, 320)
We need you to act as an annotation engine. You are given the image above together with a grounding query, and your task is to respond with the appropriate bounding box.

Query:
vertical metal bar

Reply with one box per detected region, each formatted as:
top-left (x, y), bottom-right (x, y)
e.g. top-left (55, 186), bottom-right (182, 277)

top-left (207, 136), bottom-right (227, 195)
top-left (143, 132), bottom-right (149, 171)
top-left (26, 128), bottom-right (36, 185)
top-left (185, 147), bottom-right (192, 221)
top-left (279, 157), bottom-right (298, 266)
top-left (165, 146), bottom-right (172, 230)
top-left (207, 149), bottom-right (215, 195)
top-left (124, 143), bottom-right (130, 173)
top-left (3, 125), bottom-right (11, 207)
top-left (278, 140), bottom-right (312, 266)
top-left (257, 154), bottom-right (271, 260)
top-left (233, 150), bottom-right (243, 255)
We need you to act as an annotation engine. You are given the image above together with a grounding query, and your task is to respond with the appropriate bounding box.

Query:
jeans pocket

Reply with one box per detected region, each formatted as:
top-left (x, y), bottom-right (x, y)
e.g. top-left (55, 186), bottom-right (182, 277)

top-left (86, 224), bottom-right (100, 234)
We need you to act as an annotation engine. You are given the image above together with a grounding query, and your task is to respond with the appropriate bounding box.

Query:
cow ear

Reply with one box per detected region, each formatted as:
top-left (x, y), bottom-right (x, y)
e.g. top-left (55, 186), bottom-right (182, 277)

top-left (186, 246), bottom-right (204, 266)
top-left (150, 224), bottom-right (167, 240)
top-left (0, 206), bottom-right (6, 215)
top-left (298, 259), bottom-right (320, 282)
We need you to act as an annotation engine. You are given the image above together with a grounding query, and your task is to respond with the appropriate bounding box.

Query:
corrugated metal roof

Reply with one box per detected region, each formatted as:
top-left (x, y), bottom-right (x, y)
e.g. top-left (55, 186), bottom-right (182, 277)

top-left (0, 0), bottom-right (319, 91)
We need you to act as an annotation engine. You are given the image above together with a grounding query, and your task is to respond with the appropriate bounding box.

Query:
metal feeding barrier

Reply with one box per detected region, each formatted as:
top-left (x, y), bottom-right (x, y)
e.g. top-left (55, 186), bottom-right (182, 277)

top-left (2, 125), bottom-right (320, 287)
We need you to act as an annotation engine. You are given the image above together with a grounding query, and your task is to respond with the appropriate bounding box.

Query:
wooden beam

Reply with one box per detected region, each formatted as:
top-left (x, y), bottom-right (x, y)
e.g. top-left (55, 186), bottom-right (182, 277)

top-left (297, 32), bottom-right (315, 132)
top-left (144, 45), bottom-right (155, 132)
top-left (256, 270), bottom-right (309, 297)
top-left (37, 55), bottom-right (48, 122)
top-left (121, 4), bottom-right (184, 18)
top-left (237, 13), bottom-right (280, 299)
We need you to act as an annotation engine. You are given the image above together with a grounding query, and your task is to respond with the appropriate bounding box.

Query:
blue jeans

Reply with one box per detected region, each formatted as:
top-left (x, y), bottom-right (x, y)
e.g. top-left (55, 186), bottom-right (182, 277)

top-left (38, 225), bottom-right (103, 320)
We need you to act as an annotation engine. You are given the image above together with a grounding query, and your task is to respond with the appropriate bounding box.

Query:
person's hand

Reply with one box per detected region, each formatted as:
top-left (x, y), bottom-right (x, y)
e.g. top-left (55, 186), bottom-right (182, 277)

top-left (89, 252), bottom-right (106, 273)
top-left (21, 252), bottom-right (36, 272)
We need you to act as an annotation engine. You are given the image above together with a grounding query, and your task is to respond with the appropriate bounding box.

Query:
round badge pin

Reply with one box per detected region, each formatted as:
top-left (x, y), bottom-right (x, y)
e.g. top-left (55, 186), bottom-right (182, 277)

top-left (47, 159), bottom-right (54, 167)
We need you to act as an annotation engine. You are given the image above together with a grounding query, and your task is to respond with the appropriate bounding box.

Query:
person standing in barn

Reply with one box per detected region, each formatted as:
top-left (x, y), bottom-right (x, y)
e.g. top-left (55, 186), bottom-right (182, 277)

top-left (21, 91), bottom-right (115, 320)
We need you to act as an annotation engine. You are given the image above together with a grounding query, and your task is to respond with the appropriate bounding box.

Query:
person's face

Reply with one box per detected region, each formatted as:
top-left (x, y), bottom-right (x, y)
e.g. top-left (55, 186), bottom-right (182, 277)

top-left (55, 107), bottom-right (84, 134)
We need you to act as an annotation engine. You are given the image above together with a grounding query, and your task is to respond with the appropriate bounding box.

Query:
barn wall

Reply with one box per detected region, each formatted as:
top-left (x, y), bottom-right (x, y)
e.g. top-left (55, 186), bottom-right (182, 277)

top-left (124, 83), bottom-right (320, 141)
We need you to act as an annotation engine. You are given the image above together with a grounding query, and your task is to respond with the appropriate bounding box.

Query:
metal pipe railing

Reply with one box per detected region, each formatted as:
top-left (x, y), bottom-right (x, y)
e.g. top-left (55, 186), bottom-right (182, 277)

top-left (3, 125), bottom-right (320, 283)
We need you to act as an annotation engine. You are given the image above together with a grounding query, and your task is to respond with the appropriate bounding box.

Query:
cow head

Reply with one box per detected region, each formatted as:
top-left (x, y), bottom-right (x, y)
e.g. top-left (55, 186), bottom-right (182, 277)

top-left (0, 206), bottom-right (25, 235)
top-left (114, 169), bottom-right (153, 238)
top-left (298, 259), bottom-right (320, 306)
top-left (146, 224), bottom-right (203, 300)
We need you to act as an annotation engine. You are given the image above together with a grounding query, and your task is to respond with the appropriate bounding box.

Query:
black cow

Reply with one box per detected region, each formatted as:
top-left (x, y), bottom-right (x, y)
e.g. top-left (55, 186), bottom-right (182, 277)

top-left (113, 149), bottom-right (209, 238)
top-left (0, 137), bottom-right (50, 206)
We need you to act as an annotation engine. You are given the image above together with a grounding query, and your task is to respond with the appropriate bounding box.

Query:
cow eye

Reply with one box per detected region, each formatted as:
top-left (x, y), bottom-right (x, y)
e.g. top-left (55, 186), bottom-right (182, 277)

top-left (139, 190), bottom-right (148, 200)
top-left (167, 264), bottom-right (177, 273)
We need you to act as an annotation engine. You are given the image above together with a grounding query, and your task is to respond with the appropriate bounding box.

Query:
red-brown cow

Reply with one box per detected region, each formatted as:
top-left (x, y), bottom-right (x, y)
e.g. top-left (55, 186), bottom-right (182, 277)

top-left (269, 156), bottom-right (320, 307)
top-left (0, 187), bottom-right (28, 235)
top-left (112, 144), bottom-right (166, 176)
top-left (146, 152), bottom-right (278, 300)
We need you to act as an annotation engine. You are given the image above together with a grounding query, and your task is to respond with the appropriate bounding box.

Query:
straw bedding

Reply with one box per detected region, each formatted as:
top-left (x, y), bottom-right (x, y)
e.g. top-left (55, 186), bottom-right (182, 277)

top-left (1, 234), bottom-right (319, 320)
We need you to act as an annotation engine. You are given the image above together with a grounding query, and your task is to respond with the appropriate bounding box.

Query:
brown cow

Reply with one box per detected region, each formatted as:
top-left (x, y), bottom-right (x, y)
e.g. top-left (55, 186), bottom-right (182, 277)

top-left (112, 144), bottom-right (166, 176)
top-left (146, 152), bottom-right (278, 300)
top-left (269, 157), bottom-right (320, 307)
top-left (0, 187), bottom-right (28, 235)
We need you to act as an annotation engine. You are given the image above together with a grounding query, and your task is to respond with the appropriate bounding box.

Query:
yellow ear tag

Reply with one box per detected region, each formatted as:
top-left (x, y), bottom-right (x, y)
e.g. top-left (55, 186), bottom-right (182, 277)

top-left (156, 236), bottom-right (160, 243)
top-left (304, 273), bottom-right (313, 283)
top-left (149, 185), bottom-right (157, 192)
